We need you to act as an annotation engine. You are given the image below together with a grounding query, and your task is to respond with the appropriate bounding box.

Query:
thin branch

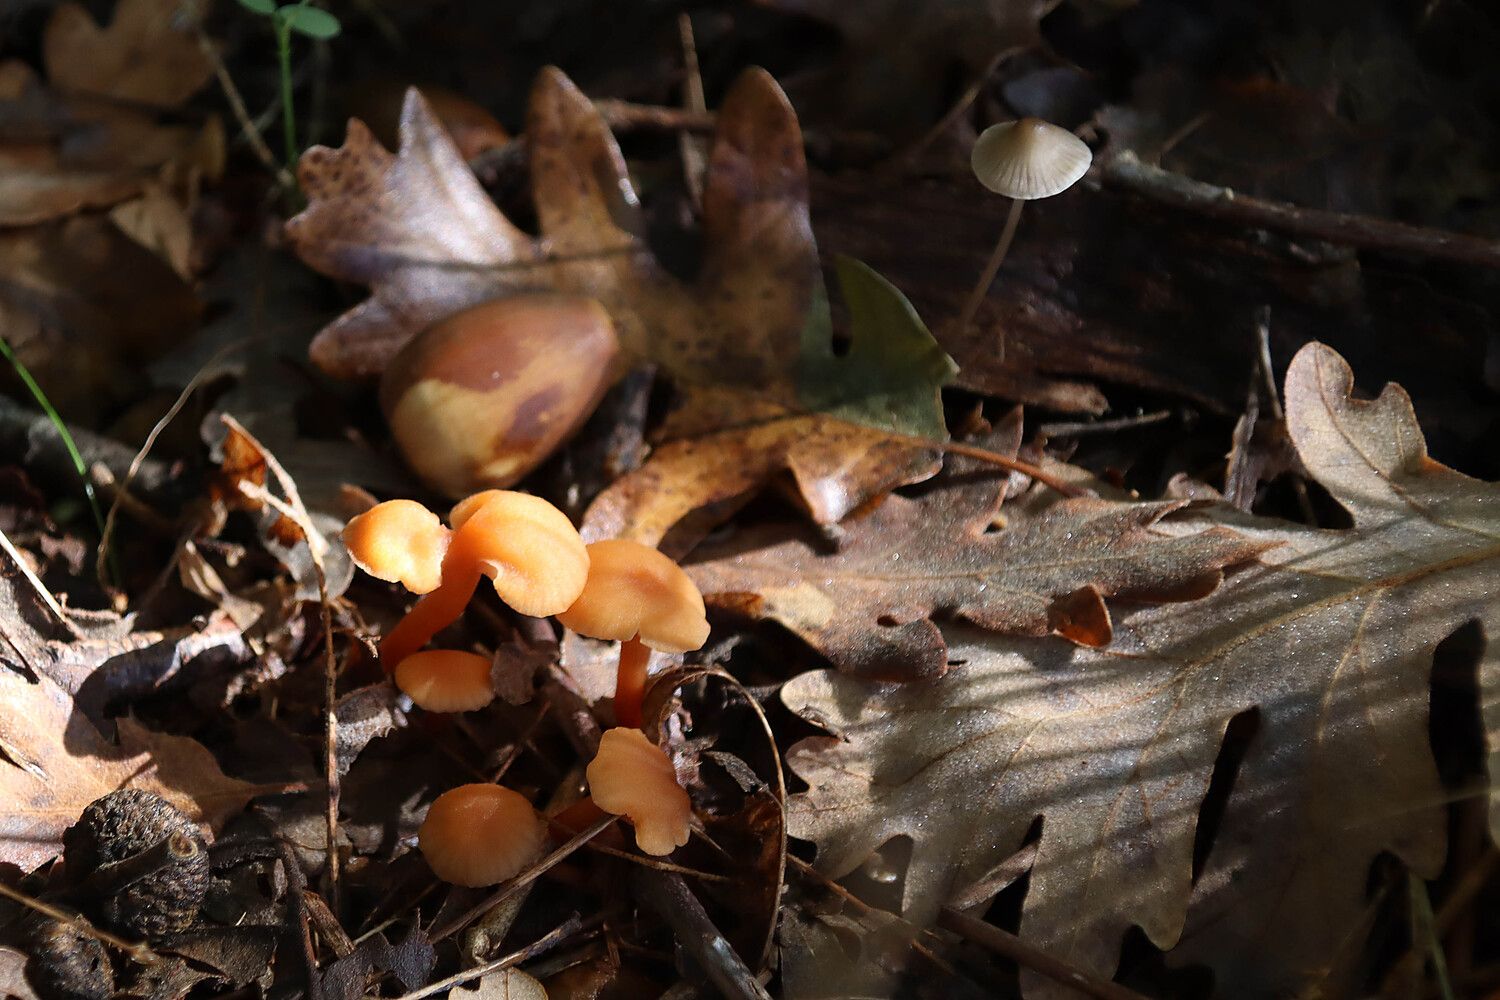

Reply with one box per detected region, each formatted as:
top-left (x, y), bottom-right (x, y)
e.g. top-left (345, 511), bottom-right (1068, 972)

top-left (390, 915), bottom-right (583, 1000)
top-left (938, 906), bottom-right (1150, 1000)
top-left (1038, 411), bottom-right (1173, 438)
top-left (97, 339), bottom-right (245, 586)
top-left (195, 27), bottom-right (296, 189)
top-left (1102, 151), bottom-right (1500, 270)
top-left (0, 880), bottom-right (151, 960)
top-left (430, 815), bottom-right (618, 942)
top-left (631, 868), bottom-right (773, 1000)
top-left (592, 98), bottom-right (716, 133)
top-left (0, 525), bottom-right (78, 636)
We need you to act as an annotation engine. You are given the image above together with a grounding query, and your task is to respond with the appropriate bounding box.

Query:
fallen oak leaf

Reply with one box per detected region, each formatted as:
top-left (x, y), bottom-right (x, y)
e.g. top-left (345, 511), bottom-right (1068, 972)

top-left (43, 0), bottom-right (214, 108)
top-left (0, 664), bottom-right (268, 871)
top-left (689, 426), bottom-right (1267, 680)
top-left (783, 341), bottom-right (1494, 997)
top-left (290, 69), bottom-right (951, 538)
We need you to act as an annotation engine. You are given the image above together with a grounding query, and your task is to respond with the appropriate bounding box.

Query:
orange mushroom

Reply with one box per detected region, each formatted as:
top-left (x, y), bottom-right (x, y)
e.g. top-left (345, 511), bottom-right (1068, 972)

top-left (394, 649), bottom-right (495, 712)
top-left (359, 490), bottom-right (589, 671)
top-left (342, 499), bottom-right (450, 594)
top-left (418, 783), bottom-right (546, 887)
top-left (586, 727), bottom-right (691, 856)
top-left (555, 539), bottom-right (710, 729)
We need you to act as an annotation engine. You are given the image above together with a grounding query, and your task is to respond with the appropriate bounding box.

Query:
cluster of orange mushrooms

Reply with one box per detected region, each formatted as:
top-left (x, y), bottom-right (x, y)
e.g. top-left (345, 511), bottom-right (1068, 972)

top-left (341, 490), bottom-right (708, 887)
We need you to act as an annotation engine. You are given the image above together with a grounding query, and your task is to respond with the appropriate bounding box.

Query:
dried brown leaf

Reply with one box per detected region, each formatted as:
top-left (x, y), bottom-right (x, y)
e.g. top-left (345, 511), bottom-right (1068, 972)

top-left (0, 665), bottom-right (264, 870)
top-left (783, 342), bottom-right (1496, 996)
top-left (690, 434), bottom-right (1267, 680)
top-left (43, 0), bottom-right (213, 108)
top-left (289, 68), bottom-right (939, 538)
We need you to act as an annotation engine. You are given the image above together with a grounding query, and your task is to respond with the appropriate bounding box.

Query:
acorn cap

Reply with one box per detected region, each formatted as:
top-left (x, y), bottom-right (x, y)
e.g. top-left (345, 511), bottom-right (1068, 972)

top-left (341, 499), bottom-right (450, 595)
top-left (418, 784), bottom-right (546, 887)
top-left (62, 789), bottom-right (210, 940)
top-left (447, 490), bottom-right (589, 618)
top-left (587, 727), bottom-right (691, 856)
top-left (555, 540), bottom-right (709, 653)
top-left (970, 119), bottom-right (1093, 200)
top-left (381, 296), bottom-right (620, 498)
top-left (394, 649), bottom-right (495, 712)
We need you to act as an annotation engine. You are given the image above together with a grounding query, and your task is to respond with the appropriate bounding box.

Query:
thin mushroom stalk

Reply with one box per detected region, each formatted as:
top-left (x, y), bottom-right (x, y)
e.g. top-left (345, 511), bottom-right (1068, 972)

top-left (556, 539), bottom-right (711, 730)
top-left (955, 196), bottom-right (1025, 347)
top-left (613, 636), bottom-right (652, 729)
top-left (958, 118), bottom-right (1093, 362)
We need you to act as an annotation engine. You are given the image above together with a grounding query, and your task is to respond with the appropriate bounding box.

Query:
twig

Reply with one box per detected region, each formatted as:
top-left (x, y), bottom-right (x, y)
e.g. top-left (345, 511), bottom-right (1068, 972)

top-left (220, 416), bottom-right (339, 910)
top-left (274, 837), bottom-right (324, 1000)
top-left (0, 880), bottom-right (151, 960)
top-left (97, 339), bottom-right (244, 586)
top-left (195, 27), bottom-right (296, 189)
top-left (922, 436), bottom-right (1087, 498)
top-left (430, 815), bottom-right (618, 942)
top-left (1038, 411), bottom-right (1173, 438)
top-left (888, 46), bottom-right (1021, 170)
top-left (938, 906), bottom-right (1150, 1000)
top-left (0, 525), bottom-right (79, 636)
top-left (1252, 309), bottom-right (1317, 524)
top-left (592, 98), bottom-right (716, 133)
top-left (788, 856), bottom-right (957, 975)
top-left (631, 868), bottom-right (772, 1000)
top-left (1102, 151), bottom-right (1500, 270)
top-left (390, 915), bottom-right (583, 1000)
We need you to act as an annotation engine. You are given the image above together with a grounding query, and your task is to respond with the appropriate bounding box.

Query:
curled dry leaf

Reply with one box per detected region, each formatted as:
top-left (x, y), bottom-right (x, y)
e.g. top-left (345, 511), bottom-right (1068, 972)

top-left (287, 68), bottom-right (950, 542)
top-left (0, 664), bottom-right (264, 870)
top-left (43, 0), bottom-right (214, 108)
top-left (783, 342), bottom-right (1497, 997)
top-left (690, 430), bottom-right (1267, 680)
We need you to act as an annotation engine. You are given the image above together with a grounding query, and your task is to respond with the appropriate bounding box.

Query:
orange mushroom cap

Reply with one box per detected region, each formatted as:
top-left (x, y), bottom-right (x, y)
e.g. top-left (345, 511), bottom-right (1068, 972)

top-left (394, 649), bottom-right (495, 712)
top-left (342, 499), bottom-right (450, 594)
top-left (418, 784), bottom-right (546, 887)
top-left (556, 540), bottom-right (709, 653)
top-left (586, 727), bottom-right (691, 856)
top-left (447, 490), bottom-right (590, 618)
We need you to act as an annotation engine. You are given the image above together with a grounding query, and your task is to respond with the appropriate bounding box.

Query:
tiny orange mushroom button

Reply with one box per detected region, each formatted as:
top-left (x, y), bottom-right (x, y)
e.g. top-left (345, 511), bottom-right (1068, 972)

top-left (394, 650), bottom-right (495, 712)
top-left (418, 783), bottom-right (546, 887)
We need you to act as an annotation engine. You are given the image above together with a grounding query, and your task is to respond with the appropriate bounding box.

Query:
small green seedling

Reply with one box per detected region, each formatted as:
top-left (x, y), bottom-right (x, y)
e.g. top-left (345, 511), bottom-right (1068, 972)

top-left (234, 0), bottom-right (342, 172)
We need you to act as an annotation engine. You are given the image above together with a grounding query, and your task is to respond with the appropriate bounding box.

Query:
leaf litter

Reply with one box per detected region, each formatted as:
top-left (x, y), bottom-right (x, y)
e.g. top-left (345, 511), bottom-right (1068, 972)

top-left (2, 2), bottom-right (1500, 999)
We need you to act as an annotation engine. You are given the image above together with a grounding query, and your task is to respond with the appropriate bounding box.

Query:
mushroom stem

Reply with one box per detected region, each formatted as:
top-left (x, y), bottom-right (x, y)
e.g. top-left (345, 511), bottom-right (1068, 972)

top-left (614, 636), bottom-right (652, 729)
top-left (378, 569), bottom-right (481, 670)
top-left (954, 197), bottom-right (1025, 360)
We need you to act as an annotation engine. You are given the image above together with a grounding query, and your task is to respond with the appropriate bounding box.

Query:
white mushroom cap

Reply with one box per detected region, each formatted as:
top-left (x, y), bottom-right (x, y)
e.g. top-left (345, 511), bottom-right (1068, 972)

top-left (971, 119), bottom-right (1093, 200)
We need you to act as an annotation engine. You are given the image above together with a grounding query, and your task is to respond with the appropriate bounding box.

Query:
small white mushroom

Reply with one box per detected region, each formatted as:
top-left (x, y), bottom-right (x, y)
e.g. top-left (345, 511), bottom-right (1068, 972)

top-left (957, 119), bottom-right (1094, 354)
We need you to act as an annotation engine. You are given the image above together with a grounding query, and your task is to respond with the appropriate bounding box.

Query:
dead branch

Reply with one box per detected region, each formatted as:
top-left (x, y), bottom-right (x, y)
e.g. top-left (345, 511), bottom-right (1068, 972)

top-left (1101, 151), bottom-right (1500, 270)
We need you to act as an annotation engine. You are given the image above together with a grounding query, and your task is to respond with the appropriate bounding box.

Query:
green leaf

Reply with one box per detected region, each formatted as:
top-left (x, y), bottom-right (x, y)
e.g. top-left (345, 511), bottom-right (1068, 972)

top-left (278, 5), bottom-right (341, 38)
top-left (797, 254), bottom-right (958, 439)
top-left (235, 0), bottom-right (278, 14)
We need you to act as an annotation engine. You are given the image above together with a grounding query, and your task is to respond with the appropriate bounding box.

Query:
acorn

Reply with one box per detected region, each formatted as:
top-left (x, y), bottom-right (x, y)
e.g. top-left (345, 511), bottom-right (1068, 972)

top-left (379, 295), bottom-right (620, 498)
top-left (22, 918), bottom-right (114, 1000)
top-left (61, 789), bottom-right (210, 940)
